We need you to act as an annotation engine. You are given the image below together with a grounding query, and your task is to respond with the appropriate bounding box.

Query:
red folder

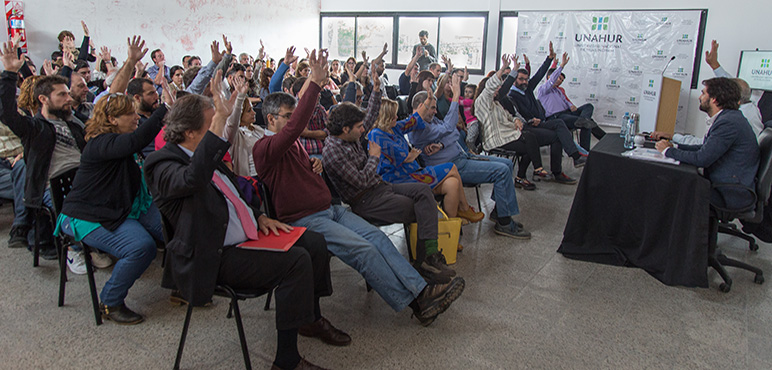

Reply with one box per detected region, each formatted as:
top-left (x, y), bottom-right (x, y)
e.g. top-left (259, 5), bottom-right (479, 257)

top-left (236, 227), bottom-right (306, 252)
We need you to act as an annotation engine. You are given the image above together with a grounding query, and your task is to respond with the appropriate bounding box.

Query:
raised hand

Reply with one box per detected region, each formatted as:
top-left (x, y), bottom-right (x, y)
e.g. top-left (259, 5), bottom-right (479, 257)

top-left (308, 49), bottom-right (329, 87)
top-left (62, 50), bottom-right (75, 68)
top-left (233, 75), bottom-right (248, 95)
top-left (361, 50), bottom-right (369, 65)
top-left (258, 39), bottom-right (265, 60)
top-left (376, 43), bottom-right (388, 60)
top-left (548, 41), bottom-right (555, 59)
top-left (511, 54), bottom-right (520, 71)
top-left (210, 40), bottom-right (223, 64)
top-left (414, 45), bottom-right (424, 59)
top-left (160, 78), bottom-right (175, 106)
top-left (99, 46), bottom-right (111, 61)
top-left (126, 35), bottom-right (148, 61)
top-left (560, 52), bottom-right (570, 67)
top-left (705, 40), bottom-right (720, 69)
top-left (284, 46), bottom-right (298, 66)
top-left (81, 20), bottom-right (90, 37)
top-left (134, 60), bottom-right (147, 78)
top-left (523, 53), bottom-right (530, 65)
top-left (222, 34), bottom-right (232, 55)
top-left (345, 62), bottom-right (355, 80)
top-left (211, 69), bottom-right (236, 118)
top-left (463, 66), bottom-right (469, 81)
top-left (410, 67), bottom-right (419, 83)
top-left (304, 47), bottom-right (311, 58)
top-left (62, 35), bottom-right (76, 50)
top-left (450, 72), bottom-right (461, 101)
top-left (10, 33), bottom-right (21, 48)
top-left (371, 61), bottom-right (381, 90)
top-left (42, 59), bottom-right (55, 75)
top-left (0, 41), bottom-right (24, 72)
top-left (501, 54), bottom-right (510, 69)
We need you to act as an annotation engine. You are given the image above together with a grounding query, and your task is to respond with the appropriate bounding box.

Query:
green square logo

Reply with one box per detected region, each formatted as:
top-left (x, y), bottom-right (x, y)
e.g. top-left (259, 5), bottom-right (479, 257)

top-left (677, 67), bottom-right (684, 72)
top-left (542, 16), bottom-right (547, 21)
top-left (657, 50), bottom-right (664, 56)
top-left (591, 16), bottom-right (609, 31)
top-left (762, 59), bottom-right (770, 68)
top-left (630, 97), bottom-right (636, 102)
top-left (682, 34), bottom-right (688, 39)
top-left (611, 80), bottom-right (617, 85)
top-left (608, 110), bottom-right (613, 115)
top-left (572, 78), bottom-right (577, 82)
top-left (634, 66), bottom-right (639, 71)
top-left (559, 31), bottom-right (564, 37)
top-left (593, 63), bottom-right (599, 68)
top-left (590, 93), bottom-right (596, 98)
top-left (637, 33), bottom-right (644, 39)
top-left (523, 31), bottom-right (528, 36)
top-left (648, 79), bottom-right (655, 88)
top-left (661, 17), bottom-right (668, 22)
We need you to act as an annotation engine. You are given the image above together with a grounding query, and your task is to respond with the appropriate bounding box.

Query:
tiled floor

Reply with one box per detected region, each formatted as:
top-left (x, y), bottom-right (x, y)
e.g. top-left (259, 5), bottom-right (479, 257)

top-left (1, 155), bottom-right (771, 369)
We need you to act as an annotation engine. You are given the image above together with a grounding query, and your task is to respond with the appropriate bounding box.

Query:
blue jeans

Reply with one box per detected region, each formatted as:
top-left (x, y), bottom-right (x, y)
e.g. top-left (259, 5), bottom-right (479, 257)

top-left (452, 154), bottom-right (520, 218)
top-left (290, 205), bottom-right (427, 311)
top-left (60, 204), bottom-right (163, 306)
top-left (0, 158), bottom-right (13, 200)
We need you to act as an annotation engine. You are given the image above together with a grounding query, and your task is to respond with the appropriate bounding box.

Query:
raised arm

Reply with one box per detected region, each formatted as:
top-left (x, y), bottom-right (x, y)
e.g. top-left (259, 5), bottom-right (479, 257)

top-left (530, 42), bottom-right (555, 89)
top-left (0, 41), bottom-right (34, 138)
top-left (224, 78), bottom-right (248, 142)
top-left (269, 46), bottom-right (296, 93)
top-left (110, 36), bottom-right (148, 94)
top-left (405, 45), bottom-right (422, 76)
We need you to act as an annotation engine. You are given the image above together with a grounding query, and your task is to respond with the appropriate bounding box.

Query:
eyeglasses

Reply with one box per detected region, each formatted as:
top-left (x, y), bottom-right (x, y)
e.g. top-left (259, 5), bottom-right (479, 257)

top-left (272, 112), bottom-right (293, 120)
top-left (105, 92), bottom-right (125, 104)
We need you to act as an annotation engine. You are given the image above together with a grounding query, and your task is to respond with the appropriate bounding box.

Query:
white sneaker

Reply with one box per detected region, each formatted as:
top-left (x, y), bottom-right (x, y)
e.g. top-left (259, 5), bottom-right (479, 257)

top-left (66, 250), bottom-right (87, 275)
top-left (90, 250), bottom-right (114, 269)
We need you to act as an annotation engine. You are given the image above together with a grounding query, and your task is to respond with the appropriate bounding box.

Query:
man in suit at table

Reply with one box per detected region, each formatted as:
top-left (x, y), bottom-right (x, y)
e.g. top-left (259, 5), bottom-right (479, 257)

top-left (656, 77), bottom-right (759, 210)
top-left (145, 78), bottom-right (345, 370)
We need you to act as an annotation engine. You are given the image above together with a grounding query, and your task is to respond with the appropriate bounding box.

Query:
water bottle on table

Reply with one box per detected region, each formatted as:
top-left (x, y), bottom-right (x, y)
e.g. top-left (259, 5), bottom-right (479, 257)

top-left (624, 117), bottom-right (635, 149)
top-left (620, 112), bottom-right (630, 137)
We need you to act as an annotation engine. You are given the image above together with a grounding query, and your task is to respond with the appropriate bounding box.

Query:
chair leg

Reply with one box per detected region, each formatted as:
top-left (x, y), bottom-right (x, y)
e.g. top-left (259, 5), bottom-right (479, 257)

top-left (474, 186), bottom-right (481, 211)
top-left (174, 304), bottom-right (194, 370)
top-left (708, 254), bottom-right (733, 292)
top-left (58, 238), bottom-right (68, 307)
top-left (230, 298), bottom-right (252, 370)
top-left (227, 302), bottom-right (234, 319)
top-left (716, 253), bottom-right (764, 284)
top-left (81, 243), bottom-right (103, 325)
top-left (33, 219), bottom-right (40, 267)
top-left (263, 290), bottom-right (272, 311)
top-left (718, 225), bottom-right (759, 251)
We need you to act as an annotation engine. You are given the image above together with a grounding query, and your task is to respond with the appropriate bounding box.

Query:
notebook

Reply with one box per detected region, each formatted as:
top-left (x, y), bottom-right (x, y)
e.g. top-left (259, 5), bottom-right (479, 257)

top-left (236, 227), bottom-right (306, 252)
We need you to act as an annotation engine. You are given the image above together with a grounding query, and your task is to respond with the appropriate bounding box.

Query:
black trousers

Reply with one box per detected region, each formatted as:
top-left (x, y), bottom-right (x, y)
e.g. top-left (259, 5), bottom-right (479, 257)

top-left (217, 230), bottom-right (332, 331)
top-left (498, 130), bottom-right (541, 178)
top-left (351, 182), bottom-right (438, 241)
top-left (522, 125), bottom-right (564, 175)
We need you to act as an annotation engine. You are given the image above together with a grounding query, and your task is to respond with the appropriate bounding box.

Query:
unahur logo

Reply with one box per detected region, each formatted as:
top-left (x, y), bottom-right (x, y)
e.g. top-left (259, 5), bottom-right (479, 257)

top-left (682, 34), bottom-right (688, 39)
top-left (625, 96), bottom-right (639, 106)
top-left (762, 59), bottom-right (770, 68)
top-left (648, 79), bottom-right (655, 88)
top-left (592, 16), bottom-right (609, 31)
top-left (652, 50), bottom-right (667, 59)
top-left (752, 59), bottom-right (772, 76)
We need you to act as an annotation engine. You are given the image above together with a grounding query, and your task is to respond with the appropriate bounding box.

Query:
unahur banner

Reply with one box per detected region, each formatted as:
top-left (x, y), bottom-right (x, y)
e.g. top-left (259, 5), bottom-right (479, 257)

top-left (516, 10), bottom-right (703, 127)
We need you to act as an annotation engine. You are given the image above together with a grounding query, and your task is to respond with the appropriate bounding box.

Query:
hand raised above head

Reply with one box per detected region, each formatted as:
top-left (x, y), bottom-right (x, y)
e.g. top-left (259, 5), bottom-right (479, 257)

top-left (222, 34), bottom-right (232, 55)
top-left (284, 46), bottom-right (298, 66)
top-left (548, 41), bottom-right (555, 59)
top-left (307, 49), bottom-right (329, 87)
top-left (0, 41), bottom-right (24, 72)
top-left (126, 35), bottom-right (148, 61)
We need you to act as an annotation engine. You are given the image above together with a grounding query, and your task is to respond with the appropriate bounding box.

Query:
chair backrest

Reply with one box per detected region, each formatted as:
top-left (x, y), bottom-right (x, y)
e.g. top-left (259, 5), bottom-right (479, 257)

top-left (756, 128), bottom-right (772, 205)
top-left (48, 167), bottom-right (79, 216)
top-left (396, 95), bottom-right (409, 121)
top-left (385, 85), bottom-right (398, 100)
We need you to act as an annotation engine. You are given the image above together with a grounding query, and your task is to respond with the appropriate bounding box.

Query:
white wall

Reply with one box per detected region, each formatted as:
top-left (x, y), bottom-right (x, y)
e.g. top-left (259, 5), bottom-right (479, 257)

top-left (322, 0), bottom-right (772, 137)
top-left (21, 0), bottom-right (320, 70)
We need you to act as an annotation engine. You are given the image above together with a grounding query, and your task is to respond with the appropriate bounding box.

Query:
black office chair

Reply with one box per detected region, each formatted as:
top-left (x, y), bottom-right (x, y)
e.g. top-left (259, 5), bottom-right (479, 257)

top-left (396, 95), bottom-right (409, 121)
top-left (48, 167), bottom-right (103, 325)
top-left (708, 128), bottom-right (772, 292)
top-left (174, 285), bottom-right (270, 370)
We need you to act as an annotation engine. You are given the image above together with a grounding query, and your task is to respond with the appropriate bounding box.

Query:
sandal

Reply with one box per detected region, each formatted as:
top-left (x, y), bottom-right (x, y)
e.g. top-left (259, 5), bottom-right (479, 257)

top-left (515, 177), bottom-right (536, 191)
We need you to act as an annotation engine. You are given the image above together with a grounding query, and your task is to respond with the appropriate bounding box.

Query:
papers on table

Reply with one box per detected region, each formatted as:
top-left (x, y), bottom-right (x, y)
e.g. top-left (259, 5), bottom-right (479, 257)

top-left (621, 148), bottom-right (680, 165)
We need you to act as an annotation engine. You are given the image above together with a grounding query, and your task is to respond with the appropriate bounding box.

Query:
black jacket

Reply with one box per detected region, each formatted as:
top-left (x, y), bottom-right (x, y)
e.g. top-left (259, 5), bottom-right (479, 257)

top-left (60, 105), bottom-right (167, 230)
top-left (144, 132), bottom-right (264, 306)
top-left (0, 71), bottom-right (87, 208)
top-left (507, 56), bottom-right (553, 122)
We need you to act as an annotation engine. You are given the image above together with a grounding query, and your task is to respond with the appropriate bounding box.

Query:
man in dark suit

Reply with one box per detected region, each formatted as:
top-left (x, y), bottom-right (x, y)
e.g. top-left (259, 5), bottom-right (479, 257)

top-left (657, 77), bottom-right (760, 210)
top-left (144, 78), bottom-right (343, 370)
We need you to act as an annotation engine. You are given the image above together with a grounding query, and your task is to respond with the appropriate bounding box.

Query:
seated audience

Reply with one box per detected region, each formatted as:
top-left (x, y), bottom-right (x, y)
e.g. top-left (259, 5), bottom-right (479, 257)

top-left (368, 96), bottom-right (486, 221)
top-left (407, 74), bottom-right (531, 239)
top-left (56, 58), bottom-right (169, 324)
top-left (254, 49), bottom-right (465, 326)
top-left (508, 42), bottom-right (586, 181)
top-left (145, 78), bottom-right (339, 370)
top-left (537, 53), bottom-right (606, 151)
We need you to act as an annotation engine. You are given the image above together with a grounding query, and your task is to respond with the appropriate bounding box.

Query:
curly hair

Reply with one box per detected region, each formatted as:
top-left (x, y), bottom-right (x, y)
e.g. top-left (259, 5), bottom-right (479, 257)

top-left (85, 94), bottom-right (136, 141)
top-left (18, 75), bottom-right (42, 115)
top-left (327, 102), bottom-right (365, 136)
top-left (703, 77), bottom-right (741, 110)
top-left (373, 98), bottom-right (398, 133)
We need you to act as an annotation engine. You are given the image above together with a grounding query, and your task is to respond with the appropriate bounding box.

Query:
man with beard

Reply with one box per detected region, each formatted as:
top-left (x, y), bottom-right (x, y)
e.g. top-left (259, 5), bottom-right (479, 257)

top-left (656, 77), bottom-right (759, 210)
top-left (127, 78), bottom-right (159, 157)
top-left (69, 74), bottom-right (94, 120)
top-left (0, 45), bottom-right (86, 260)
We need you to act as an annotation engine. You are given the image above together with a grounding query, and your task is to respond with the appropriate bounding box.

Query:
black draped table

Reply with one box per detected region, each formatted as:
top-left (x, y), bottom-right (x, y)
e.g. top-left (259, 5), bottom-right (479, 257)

top-left (558, 135), bottom-right (711, 287)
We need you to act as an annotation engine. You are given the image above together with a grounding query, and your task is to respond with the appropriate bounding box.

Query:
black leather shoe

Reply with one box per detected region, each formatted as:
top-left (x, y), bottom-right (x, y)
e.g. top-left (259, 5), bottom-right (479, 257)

top-left (413, 277), bottom-right (465, 326)
top-left (7, 226), bottom-right (28, 249)
top-left (100, 303), bottom-right (144, 325)
top-left (38, 246), bottom-right (58, 260)
top-left (298, 317), bottom-right (351, 346)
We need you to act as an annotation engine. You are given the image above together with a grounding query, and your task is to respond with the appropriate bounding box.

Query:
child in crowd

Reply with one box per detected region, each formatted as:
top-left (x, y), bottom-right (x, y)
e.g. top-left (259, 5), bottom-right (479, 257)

top-left (460, 84), bottom-right (480, 153)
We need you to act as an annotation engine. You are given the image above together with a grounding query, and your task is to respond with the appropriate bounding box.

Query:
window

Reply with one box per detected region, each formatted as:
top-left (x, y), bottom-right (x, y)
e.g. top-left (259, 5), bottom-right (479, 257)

top-left (439, 17), bottom-right (486, 70)
top-left (397, 17), bottom-right (439, 65)
top-left (321, 12), bottom-right (488, 73)
top-left (499, 15), bottom-right (519, 61)
top-left (322, 17), bottom-right (355, 62)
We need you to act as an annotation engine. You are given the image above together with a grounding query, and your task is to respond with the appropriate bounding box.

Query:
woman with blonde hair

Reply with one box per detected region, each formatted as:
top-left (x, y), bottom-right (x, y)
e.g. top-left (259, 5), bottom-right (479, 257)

top-left (17, 75), bottom-right (41, 116)
top-left (434, 73), bottom-right (454, 119)
top-left (367, 98), bottom-right (483, 224)
top-left (55, 81), bottom-right (173, 325)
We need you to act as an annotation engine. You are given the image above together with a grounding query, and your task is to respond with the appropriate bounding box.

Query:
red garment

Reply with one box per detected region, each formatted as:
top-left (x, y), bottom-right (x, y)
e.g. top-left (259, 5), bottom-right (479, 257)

top-left (253, 83), bottom-right (330, 223)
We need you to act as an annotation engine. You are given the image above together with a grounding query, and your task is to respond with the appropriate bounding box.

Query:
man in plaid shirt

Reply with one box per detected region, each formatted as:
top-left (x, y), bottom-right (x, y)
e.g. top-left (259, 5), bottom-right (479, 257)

top-left (292, 77), bottom-right (328, 158)
top-left (323, 65), bottom-right (456, 285)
